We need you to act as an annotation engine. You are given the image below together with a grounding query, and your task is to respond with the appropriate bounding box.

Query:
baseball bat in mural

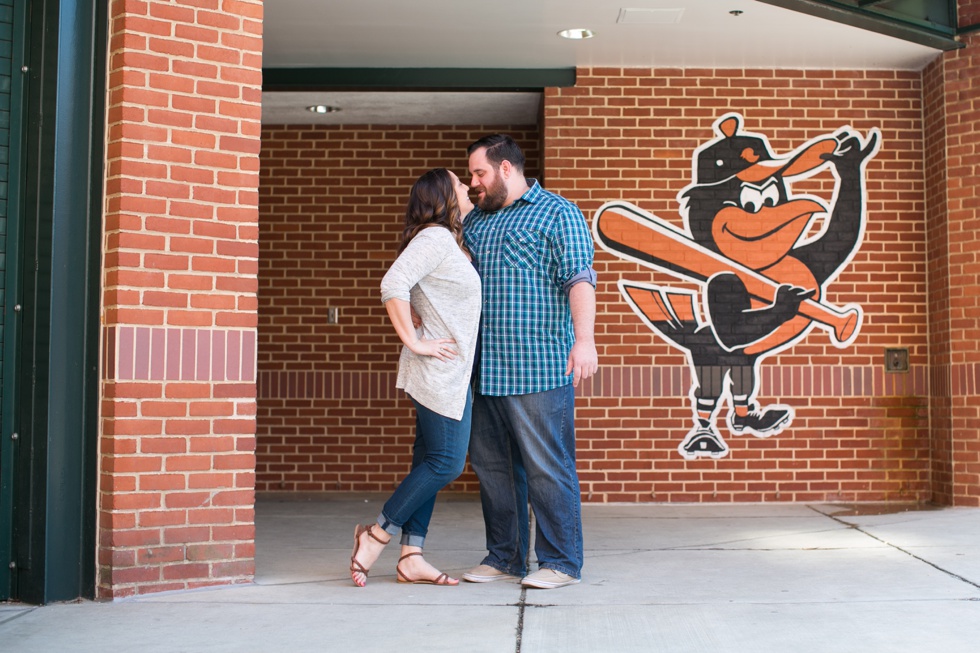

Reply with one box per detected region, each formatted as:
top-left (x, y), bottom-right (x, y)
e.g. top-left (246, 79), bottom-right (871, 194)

top-left (594, 202), bottom-right (861, 346)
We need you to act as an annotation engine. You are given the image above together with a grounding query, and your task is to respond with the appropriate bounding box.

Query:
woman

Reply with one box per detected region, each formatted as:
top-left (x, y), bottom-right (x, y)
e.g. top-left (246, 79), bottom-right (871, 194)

top-left (349, 168), bottom-right (480, 587)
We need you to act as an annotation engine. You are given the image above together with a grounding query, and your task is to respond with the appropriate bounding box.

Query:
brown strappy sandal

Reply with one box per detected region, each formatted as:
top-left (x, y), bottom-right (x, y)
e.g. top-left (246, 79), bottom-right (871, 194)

top-left (395, 552), bottom-right (458, 585)
top-left (350, 523), bottom-right (388, 587)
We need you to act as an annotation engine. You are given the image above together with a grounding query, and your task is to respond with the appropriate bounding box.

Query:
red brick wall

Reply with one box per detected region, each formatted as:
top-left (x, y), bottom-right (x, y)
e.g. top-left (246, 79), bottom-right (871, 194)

top-left (961, 0), bottom-right (980, 26)
top-left (941, 4), bottom-right (980, 505)
top-left (100, 0), bottom-right (263, 598)
top-left (920, 1), bottom-right (980, 506)
top-left (923, 54), bottom-right (953, 504)
top-left (256, 125), bottom-right (541, 493)
top-left (544, 68), bottom-right (932, 503)
top-left (257, 65), bottom-right (936, 505)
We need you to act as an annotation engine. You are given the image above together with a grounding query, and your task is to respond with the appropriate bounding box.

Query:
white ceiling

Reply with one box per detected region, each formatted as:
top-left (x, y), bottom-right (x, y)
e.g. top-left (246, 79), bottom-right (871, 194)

top-left (261, 0), bottom-right (945, 125)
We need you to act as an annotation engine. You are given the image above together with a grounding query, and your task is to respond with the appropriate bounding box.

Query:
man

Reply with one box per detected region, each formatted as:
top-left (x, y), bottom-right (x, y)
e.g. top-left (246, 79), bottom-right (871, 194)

top-left (460, 134), bottom-right (598, 589)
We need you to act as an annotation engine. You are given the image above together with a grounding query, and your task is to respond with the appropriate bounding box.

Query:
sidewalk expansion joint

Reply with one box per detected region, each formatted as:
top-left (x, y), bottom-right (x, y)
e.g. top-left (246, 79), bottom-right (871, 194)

top-left (515, 586), bottom-right (527, 653)
top-left (822, 511), bottom-right (980, 591)
top-left (0, 609), bottom-right (36, 627)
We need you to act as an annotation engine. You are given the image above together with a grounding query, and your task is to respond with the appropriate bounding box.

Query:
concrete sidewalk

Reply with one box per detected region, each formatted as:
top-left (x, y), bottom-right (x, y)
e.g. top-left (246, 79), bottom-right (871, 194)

top-left (2, 495), bottom-right (980, 652)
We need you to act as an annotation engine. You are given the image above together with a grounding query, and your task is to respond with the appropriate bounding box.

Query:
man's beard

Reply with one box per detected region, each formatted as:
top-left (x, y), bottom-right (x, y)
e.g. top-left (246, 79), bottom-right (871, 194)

top-left (477, 176), bottom-right (508, 212)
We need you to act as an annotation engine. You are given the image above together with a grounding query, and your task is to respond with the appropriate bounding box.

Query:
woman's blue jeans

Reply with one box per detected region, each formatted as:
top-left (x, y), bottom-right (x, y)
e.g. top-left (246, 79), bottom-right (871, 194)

top-left (377, 389), bottom-right (471, 547)
top-left (468, 384), bottom-right (583, 578)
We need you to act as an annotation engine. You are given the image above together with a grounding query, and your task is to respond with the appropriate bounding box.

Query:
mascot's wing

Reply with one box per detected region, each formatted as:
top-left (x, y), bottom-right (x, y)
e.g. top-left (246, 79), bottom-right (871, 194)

top-left (619, 281), bottom-right (702, 348)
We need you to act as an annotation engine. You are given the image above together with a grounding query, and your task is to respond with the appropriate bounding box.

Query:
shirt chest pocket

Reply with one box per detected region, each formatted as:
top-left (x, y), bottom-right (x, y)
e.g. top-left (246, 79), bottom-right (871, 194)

top-left (502, 229), bottom-right (543, 270)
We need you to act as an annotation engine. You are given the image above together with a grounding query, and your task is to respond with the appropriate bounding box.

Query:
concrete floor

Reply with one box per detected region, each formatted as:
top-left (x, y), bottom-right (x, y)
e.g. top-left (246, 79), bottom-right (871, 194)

top-left (2, 494), bottom-right (980, 652)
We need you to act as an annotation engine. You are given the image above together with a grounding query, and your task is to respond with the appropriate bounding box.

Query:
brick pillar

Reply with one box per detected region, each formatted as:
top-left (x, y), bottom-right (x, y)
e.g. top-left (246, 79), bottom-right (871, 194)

top-left (948, 2), bottom-right (980, 505)
top-left (922, 53), bottom-right (953, 504)
top-left (926, 1), bottom-right (980, 506)
top-left (99, 0), bottom-right (263, 598)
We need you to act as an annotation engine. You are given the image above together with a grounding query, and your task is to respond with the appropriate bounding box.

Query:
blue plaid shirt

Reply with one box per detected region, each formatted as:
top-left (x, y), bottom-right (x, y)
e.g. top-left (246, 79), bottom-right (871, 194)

top-left (464, 180), bottom-right (594, 396)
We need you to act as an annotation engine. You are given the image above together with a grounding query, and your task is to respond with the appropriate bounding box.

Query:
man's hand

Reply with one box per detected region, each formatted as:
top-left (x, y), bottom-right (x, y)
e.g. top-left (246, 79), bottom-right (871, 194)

top-left (566, 340), bottom-right (598, 388)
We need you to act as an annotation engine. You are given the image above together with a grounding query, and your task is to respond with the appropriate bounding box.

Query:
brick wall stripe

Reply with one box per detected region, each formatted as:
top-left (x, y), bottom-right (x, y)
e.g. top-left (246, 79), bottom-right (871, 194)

top-left (952, 362), bottom-right (980, 397)
top-left (257, 365), bottom-right (934, 400)
top-left (258, 370), bottom-right (398, 400)
top-left (109, 326), bottom-right (257, 382)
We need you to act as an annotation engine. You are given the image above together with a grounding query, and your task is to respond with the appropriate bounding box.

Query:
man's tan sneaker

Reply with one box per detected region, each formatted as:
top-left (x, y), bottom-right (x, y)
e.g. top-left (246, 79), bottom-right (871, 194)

top-left (520, 568), bottom-right (581, 589)
top-left (461, 564), bottom-right (520, 583)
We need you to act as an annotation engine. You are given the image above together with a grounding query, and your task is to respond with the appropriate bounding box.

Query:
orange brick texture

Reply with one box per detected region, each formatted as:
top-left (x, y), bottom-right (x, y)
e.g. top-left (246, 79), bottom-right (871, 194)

top-left (100, 0), bottom-right (263, 598)
top-left (258, 73), bottom-right (942, 506)
top-left (256, 125), bottom-right (540, 495)
top-left (922, 54), bottom-right (953, 504)
top-left (925, 0), bottom-right (980, 506)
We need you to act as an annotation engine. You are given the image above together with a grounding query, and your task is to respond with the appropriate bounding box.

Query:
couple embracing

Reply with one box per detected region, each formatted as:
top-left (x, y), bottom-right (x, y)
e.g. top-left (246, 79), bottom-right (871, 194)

top-left (349, 135), bottom-right (598, 590)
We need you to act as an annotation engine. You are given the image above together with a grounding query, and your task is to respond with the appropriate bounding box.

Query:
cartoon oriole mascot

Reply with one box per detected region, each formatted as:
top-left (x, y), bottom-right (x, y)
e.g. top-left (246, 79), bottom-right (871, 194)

top-left (595, 113), bottom-right (879, 459)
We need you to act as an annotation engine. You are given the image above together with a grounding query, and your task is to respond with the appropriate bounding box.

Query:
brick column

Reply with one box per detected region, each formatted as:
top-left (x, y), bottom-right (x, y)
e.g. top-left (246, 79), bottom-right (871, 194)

top-left (925, 1), bottom-right (980, 506)
top-left (945, 1), bottom-right (980, 505)
top-left (100, 0), bottom-right (263, 598)
top-left (922, 53), bottom-right (953, 504)
top-left (924, 3), bottom-right (980, 506)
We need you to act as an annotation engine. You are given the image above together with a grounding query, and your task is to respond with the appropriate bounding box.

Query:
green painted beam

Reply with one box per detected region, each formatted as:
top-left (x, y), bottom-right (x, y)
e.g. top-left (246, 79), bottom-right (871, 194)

top-left (3, 0), bottom-right (103, 604)
top-left (262, 67), bottom-right (576, 92)
top-left (758, 0), bottom-right (961, 50)
top-left (42, 0), bottom-right (104, 603)
top-left (0, 0), bottom-right (24, 603)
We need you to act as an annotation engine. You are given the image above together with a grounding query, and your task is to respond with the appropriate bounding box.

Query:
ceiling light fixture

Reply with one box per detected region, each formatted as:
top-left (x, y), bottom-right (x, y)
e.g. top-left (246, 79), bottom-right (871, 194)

top-left (307, 105), bottom-right (341, 114)
top-left (729, 10), bottom-right (743, 16)
top-left (558, 28), bottom-right (595, 40)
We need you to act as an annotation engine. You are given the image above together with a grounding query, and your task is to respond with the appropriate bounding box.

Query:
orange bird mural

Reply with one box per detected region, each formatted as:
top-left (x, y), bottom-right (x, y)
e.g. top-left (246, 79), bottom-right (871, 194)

top-left (594, 113), bottom-right (879, 460)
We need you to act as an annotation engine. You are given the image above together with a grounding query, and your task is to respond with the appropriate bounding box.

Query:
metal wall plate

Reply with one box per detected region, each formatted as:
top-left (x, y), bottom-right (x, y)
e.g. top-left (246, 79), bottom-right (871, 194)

top-left (884, 348), bottom-right (909, 372)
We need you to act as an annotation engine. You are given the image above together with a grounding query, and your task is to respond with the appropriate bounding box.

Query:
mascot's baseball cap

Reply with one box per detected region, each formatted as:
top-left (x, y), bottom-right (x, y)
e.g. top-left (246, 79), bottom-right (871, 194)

top-left (697, 114), bottom-right (837, 186)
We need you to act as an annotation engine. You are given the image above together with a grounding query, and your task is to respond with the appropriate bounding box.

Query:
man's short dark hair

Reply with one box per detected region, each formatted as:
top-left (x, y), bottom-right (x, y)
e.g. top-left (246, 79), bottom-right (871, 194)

top-left (468, 134), bottom-right (526, 173)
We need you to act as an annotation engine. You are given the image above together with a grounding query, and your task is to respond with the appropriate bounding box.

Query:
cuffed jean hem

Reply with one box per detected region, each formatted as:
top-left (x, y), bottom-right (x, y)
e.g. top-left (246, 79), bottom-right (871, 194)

top-left (536, 563), bottom-right (580, 579)
top-left (481, 557), bottom-right (524, 577)
top-left (400, 533), bottom-right (425, 547)
top-left (377, 513), bottom-right (427, 549)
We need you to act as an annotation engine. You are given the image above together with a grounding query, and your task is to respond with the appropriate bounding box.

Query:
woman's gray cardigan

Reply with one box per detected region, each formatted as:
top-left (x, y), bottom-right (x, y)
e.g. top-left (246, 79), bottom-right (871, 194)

top-left (380, 227), bottom-right (481, 420)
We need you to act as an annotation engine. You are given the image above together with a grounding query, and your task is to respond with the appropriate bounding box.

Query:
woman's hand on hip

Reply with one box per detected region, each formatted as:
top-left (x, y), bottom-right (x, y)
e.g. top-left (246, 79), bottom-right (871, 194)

top-left (410, 337), bottom-right (458, 362)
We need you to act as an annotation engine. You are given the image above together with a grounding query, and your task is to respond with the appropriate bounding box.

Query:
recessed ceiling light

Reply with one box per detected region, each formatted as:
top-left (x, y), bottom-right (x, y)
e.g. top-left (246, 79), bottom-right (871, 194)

top-left (307, 105), bottom-right (341, 114)
top-left (558, 28), bottom-right (595, 40)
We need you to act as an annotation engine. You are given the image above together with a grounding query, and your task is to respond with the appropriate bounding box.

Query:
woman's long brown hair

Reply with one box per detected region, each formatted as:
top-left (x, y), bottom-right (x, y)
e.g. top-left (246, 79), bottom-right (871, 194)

top-left (397, 168), bottom-right (468, 255)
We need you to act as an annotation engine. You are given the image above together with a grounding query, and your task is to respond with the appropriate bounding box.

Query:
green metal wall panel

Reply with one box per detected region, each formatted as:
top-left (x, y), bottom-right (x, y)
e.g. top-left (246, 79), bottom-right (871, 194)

top-left (0, 0), bottom-right (103, 603)
top-left (0, 0), bottom-right (18, 602)
top-left (0, 0), bottom-right (12, 407)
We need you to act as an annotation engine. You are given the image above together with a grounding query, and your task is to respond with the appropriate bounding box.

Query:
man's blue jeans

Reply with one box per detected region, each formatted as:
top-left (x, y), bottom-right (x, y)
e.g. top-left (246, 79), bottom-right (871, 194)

top-left (469, 384), bottom-right (583, 578)
top-left (377, 390), bottom-right (471, 547)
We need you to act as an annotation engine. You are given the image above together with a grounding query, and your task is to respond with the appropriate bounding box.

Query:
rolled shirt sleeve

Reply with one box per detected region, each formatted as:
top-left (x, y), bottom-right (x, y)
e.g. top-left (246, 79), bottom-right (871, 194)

top-left (562, 266), bottom-right (597, 294)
